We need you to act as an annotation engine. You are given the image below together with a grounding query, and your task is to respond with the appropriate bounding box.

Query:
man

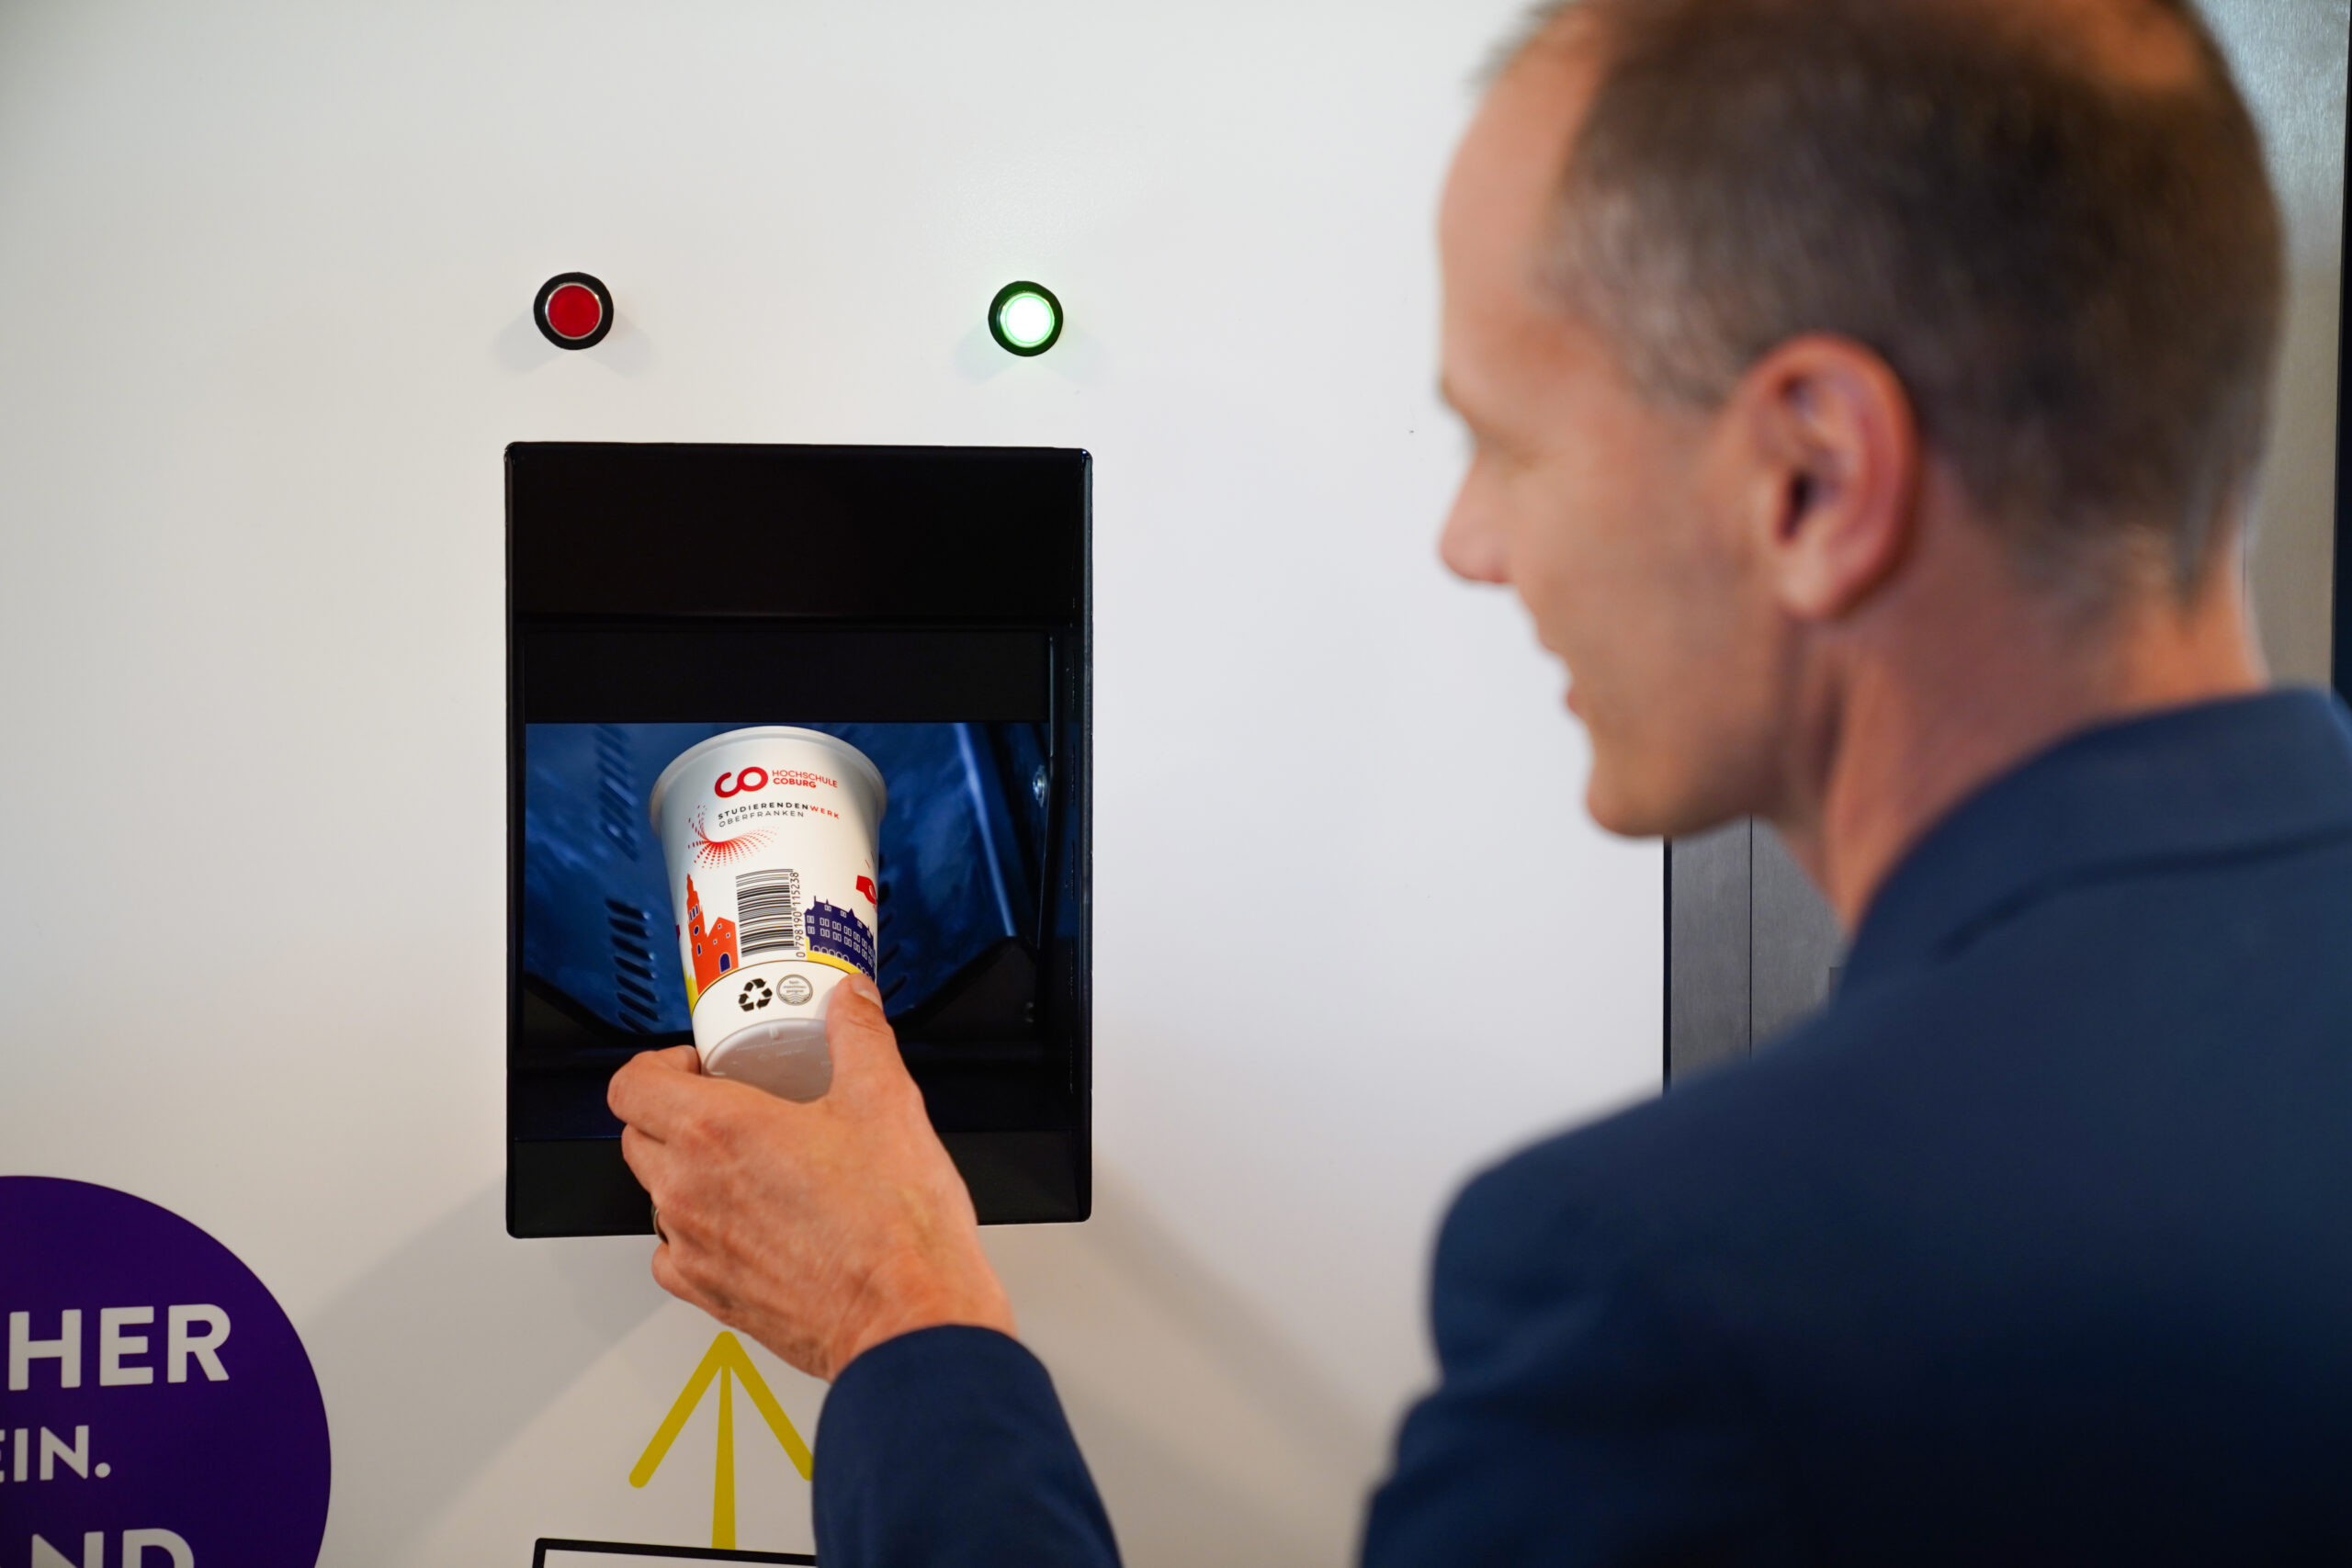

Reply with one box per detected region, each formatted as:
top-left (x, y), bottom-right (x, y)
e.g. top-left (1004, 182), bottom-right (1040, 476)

top-left (612, 0), bottom-right (2352, 1559)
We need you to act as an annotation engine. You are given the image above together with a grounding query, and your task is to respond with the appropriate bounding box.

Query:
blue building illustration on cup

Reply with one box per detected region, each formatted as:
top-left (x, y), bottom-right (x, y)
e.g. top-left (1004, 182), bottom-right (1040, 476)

top-left (807, 899), bottom-right (878, 981)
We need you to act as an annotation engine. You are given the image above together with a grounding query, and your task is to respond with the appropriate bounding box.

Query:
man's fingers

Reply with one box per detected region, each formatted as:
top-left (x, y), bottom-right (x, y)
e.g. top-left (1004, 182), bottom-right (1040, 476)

top-left (649, 1236), bottom-right (717, 1317)
top-left (619, 1122), bottom-right (672, 1193)
top-left (608, 1043), bottom-right (710, 1133)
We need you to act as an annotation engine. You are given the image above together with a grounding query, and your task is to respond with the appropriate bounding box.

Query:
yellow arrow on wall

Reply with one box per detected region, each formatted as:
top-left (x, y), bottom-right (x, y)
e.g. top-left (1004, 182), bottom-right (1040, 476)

top-left (631, 1331), bottom-right (815, 1550)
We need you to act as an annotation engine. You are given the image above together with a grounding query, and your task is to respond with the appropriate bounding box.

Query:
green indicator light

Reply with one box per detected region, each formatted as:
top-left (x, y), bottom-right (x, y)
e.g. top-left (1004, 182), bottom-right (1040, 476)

top-left (1001, 293), bottom-right (1055, 345)
top-left (989, 280), bottom-right (1064, 356)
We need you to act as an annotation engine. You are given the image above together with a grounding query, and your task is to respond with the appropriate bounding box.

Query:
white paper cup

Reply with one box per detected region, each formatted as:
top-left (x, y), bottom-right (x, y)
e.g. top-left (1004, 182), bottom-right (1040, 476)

top-left (648, 728), bottom-right (888, 1100)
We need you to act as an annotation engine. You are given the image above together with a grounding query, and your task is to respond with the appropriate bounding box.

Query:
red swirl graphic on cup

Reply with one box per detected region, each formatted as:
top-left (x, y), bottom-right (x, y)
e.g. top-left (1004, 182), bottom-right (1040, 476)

top-left (690, 812), bottom-right (772, 868)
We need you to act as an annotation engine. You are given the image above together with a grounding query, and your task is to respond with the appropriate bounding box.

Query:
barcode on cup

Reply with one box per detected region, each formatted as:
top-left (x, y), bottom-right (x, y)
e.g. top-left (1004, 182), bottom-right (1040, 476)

top-left (735, 869), bottom-right (805, 961)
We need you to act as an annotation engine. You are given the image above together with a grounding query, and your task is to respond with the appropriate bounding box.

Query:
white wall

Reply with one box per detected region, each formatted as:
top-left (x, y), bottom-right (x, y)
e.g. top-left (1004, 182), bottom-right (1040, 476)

top-left (0, 4), bottom-right (1660, 1563)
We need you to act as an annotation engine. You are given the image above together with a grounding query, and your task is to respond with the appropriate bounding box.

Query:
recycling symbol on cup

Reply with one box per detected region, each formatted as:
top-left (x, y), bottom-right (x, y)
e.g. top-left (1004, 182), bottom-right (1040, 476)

top-left (739, 979), bottom-right (772, 1012)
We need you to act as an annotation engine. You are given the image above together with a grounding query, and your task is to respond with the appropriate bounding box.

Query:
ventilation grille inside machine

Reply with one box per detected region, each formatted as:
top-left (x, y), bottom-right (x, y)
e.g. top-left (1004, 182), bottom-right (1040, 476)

top-left (606, 898), bottom-right (662, 1032)
top-left (595, 724), bottom-right (640, 857)
top-left (588, 725), bottom-right (662, 1033)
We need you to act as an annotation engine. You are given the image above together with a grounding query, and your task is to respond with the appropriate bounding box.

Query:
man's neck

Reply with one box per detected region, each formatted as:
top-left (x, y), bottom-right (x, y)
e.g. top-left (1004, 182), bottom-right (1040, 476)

top-left (1774, 537), bottom-right (2268, 929)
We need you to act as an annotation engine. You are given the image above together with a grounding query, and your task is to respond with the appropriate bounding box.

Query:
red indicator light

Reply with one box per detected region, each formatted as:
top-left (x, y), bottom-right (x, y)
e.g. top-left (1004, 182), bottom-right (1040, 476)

top-left (534, 272), bottom-right (615, 350)
top-left (545, 284), bottom-right (602, 339)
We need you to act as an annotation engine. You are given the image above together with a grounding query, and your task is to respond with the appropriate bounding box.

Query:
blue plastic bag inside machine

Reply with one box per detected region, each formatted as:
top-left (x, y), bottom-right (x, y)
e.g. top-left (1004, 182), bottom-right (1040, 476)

top-left (525, 720), bottom-right (1047, 1041)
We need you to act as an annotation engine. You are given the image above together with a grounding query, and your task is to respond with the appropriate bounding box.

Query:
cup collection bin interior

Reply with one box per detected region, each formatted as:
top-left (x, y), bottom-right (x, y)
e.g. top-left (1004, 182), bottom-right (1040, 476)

top-left (507, 443), bottom-right (1091, 1235)
top-left (524, 719), bottom-right (1048, 1047)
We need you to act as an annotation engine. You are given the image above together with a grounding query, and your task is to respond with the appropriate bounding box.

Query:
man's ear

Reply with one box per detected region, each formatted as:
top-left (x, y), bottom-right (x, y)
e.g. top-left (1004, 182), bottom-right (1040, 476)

top-left (1729, 335), bottom-right (1920, 623)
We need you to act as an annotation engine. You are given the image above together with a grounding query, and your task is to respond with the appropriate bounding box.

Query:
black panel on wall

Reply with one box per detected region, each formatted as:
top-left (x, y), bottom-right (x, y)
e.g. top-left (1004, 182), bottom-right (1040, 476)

top-left (506, 444), bottom-right (1092, 1236)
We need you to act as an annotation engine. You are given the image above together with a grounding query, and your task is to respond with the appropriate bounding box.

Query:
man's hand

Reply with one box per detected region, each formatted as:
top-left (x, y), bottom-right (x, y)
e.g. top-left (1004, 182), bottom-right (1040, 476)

top-left (608, 976), bottom-right (1015, 1382)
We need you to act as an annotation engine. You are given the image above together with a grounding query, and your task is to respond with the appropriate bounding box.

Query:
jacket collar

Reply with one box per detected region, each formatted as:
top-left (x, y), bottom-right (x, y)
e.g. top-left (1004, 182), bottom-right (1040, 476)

top-left (1842, 689), bottom-right (2352, 991)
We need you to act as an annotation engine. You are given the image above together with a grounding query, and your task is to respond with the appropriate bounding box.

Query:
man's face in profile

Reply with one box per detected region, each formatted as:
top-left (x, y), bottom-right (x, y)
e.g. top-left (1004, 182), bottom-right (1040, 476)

top-left (1437, 32), bottom-right (1788, 839)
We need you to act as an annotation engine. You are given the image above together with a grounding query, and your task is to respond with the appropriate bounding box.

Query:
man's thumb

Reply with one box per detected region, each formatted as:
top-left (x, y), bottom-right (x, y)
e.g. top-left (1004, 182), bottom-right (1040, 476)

top-left (823, 975), bottom-right (902, 1079)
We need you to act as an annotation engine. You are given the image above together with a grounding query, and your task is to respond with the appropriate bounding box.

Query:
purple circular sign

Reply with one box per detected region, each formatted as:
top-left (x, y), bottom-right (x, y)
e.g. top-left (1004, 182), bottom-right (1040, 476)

top-left (0, 1177), bottom-right (330, 1565)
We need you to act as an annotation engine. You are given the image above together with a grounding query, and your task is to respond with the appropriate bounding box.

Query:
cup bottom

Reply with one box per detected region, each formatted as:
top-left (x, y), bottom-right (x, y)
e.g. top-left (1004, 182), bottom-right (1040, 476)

top-left (703, 1017), bottom-right (831, 1102)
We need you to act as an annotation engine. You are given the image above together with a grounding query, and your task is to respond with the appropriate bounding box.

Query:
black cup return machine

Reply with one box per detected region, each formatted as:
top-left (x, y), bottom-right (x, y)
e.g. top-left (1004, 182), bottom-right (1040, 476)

top-left (507, 444), bottom-right (1091, 1235)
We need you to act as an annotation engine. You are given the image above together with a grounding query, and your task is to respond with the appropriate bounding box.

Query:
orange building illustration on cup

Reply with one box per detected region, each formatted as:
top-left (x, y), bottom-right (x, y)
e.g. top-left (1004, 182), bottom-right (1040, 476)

top-left (681, 874), bottom-right (740, 1006)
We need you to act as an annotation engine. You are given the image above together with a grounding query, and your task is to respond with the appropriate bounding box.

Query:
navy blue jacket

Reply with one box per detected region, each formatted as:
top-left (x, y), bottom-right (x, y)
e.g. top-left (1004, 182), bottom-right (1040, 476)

top-left (816, 691), bottom-right (2352, 1564)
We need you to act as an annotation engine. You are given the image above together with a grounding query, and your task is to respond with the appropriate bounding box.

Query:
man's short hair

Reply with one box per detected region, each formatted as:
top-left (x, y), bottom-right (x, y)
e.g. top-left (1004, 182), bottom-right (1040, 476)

top-left (1521, 0), bottom-right (2284, 594)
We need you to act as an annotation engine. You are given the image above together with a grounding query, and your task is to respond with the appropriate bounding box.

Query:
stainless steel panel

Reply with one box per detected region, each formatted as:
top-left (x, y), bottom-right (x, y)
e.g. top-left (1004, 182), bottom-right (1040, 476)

top-left (1668, 818), bottom-right (1843, 1083)
top-left (1667, 818), bottom-right (1752, 1080)
top-left (1750, 824), bottom-right (1844, 1043)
